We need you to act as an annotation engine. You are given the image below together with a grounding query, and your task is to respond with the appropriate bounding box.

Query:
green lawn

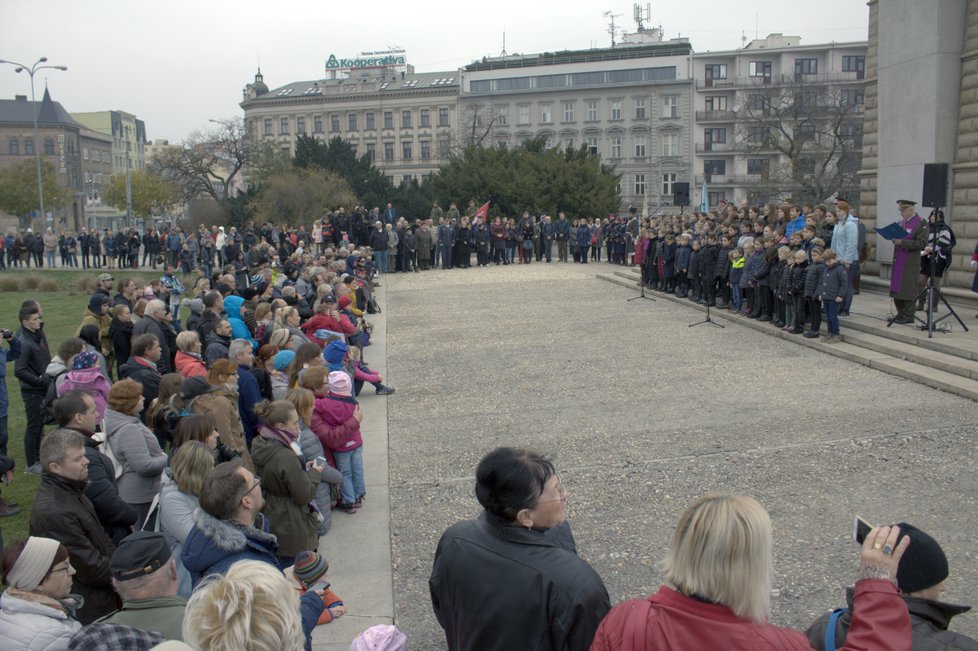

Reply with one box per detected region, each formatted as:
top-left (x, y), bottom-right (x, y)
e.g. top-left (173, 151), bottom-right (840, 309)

top-left (0, 269), bottom-right (169, 547)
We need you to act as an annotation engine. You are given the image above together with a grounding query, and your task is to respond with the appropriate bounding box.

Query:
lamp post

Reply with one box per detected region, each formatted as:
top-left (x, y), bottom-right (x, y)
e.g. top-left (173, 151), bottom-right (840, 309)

top-left (0, 57), bottom-right (68, 227)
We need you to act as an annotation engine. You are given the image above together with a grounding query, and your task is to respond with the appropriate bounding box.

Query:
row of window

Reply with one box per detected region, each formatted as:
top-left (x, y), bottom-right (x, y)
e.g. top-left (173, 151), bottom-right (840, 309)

top-left (476, 95), bottom-right (681, 127)
top-left (703, 55), bottom-right (865, 80)
top-left (262, 107), bottom-right (452, 136)
top-left (627, 173), bottom-right (682, 197)
top-left (7, 137), bottom-right (56, 156)
top-left (468, 66), bottom-right (677, 94)
top-left (83, 172), bottom-right (106, 184)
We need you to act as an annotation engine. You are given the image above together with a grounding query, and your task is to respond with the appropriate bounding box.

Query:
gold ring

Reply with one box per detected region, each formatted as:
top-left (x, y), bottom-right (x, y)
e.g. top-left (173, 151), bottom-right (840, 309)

top-left (873, 542), bottom-right (883, 550)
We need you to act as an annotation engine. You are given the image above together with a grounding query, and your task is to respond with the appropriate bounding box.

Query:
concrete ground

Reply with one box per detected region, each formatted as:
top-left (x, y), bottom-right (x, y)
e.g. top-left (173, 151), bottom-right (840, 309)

top-left (381, 260), bottom-right (978, 649)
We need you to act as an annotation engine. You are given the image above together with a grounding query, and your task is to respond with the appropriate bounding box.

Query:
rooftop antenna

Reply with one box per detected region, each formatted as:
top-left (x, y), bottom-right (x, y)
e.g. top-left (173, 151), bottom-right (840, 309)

top-left (500, 30), bottom-right (507, 57)
top-left (755, 13), bottom-right (759, 40)
top-left (741, 30), bottom-right (747, 49)
top-left (633, 3), bottom-right (650, 32)
top-left (603, 10), bottom-right (622, 47)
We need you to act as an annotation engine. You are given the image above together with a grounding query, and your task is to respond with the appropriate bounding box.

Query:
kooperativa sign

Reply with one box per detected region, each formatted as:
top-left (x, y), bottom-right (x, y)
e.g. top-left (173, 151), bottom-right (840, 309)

top-left (325, 49), bottom-right (406, 70)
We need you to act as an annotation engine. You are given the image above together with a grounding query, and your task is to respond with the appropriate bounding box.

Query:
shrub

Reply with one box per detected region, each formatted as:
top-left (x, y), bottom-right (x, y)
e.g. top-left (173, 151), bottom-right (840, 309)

top-left (37, 278), bottom-right (58, 292)
top-left (75, 276), bottom-right (98, 293)
top-left (20, 275), bottom-right (41, 290)
top-left (0, 277), bottom-right (19, 292)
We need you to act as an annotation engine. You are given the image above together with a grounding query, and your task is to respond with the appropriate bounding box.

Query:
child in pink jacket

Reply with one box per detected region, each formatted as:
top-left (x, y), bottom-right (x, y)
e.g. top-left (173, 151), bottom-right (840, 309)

top-left (311, 371), bottom-right (364, 513)
top-left (57, 350), bottom-right (111, 424)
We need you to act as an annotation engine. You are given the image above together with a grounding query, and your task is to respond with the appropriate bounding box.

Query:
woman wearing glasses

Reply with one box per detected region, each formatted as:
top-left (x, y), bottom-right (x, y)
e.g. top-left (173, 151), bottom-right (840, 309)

top-left (0, 536), bottom-right (82, 649)
top-left (429, 447), bottom-right (610, 651)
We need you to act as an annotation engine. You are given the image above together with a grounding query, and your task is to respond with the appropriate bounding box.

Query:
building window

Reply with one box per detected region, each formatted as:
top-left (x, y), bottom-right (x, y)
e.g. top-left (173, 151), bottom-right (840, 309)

top-left (24, 138), bottom-right (34, 155)
top-left (384, 142), bottom-right (394, 160)
top-left (586, 100), bottom-right (598, 121)
top-left (662, 173), bottom-right (676, 197)
top-left (438, 108), bottom-right (450, 126)
top-left (264, 119), bottom-right (273, 135)
top-left (402, 142), bottom-right (412, 160)
top-left (634, 135), bottom-right (647, 158)
top-left (705, 96), bottom-right (727, 111)
top-left (747, 126), bottom-right (770, 145)
top-left (840, 122), bottom-right (863, 147)
top-left (661, 132), bottom-right (678, 156)
top-left (747, 93), bottom-right (771, 115)
top-left (563, 101), bottom-right (574, 122)
top-left (842, 89), bottom-right (865, 107)
top-left (420, 109), bottom-right (430, 127)
top-left (348, 113), bottom-right (358, 131)
top-left (384, 112), bottom-right (393, 129)
top-left (496, 107), bottom-right (508, 126)
top-left (421, 141), bottom-right (431, 159)
top-left (747, 158), bottom-right (769, 175)
top-left (366, 144), bottom-right (376, 161)
top-left (8, 138), bottom-right (18, 155)
top-left (587, 136), bottom-right (599, 156)
top-left (540, 103), bottom-right (552, 123)
top-left (794, 91), bottom-right (817, 111)
top-left (662, 95), bottom-right (679, 118)
top-left (438, 138), bottom-right (450, 157)
top-left (518, 105), bottom-right (530, 125)
top-left (749, 61), bottom-right (772, 79)
top-left (365, 112), bottom-right (375, 130)
top-left (634, 97), bottom-right (647, 119)
top-left (703, 159), bottom-right (726, 179)
top-left (842, 55), bottom-right (866, 77)
top-left (704, 64), bottom-right (727, 84)
top-left (297, 117), bottom-right (306, 135)
top-left (704, 128), bottom-right (726, 150)
top-left (794, 58), bottom-right (818, 75)
top-left (44, 138), bottom-right (54, 155)
top-left (795, 123), bottom-right (816, 141)
top-left (314, 116), bottom-right (323, 133)
top-left (610, 136), bottom-right (622, 158)
top-left (402, 110), bottom-right (412, 128)
top-left (634, 174), bottom-right (646, 196)
top-left (280, 118), bottom-right (290, 134)
top-left (331, 115), bottom-right (340, 133)
top-left (562, 136), bottom-right (574, 150)
top-left (610, 100), bottom-right (622, 120)
top-left (83, 147), bottom-right (89, 160)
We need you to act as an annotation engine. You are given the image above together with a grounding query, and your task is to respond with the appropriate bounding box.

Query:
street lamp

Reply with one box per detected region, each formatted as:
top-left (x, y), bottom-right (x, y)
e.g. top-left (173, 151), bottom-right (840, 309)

top-left (0, 57), bottom-right (68, 227)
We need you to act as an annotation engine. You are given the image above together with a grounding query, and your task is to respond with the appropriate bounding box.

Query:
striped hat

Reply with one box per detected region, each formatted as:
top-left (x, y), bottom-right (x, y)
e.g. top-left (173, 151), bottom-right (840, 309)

top-left (293, 550), bottom-right (328, 587)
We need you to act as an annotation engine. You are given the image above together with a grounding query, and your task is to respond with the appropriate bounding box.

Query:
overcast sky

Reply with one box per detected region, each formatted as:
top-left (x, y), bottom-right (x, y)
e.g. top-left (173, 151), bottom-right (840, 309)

top-left (2, 0), bottom-right (869, 142)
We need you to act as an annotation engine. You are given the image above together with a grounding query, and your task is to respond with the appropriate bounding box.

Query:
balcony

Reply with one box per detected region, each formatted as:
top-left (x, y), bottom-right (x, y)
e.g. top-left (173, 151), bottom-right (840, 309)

top-left (695, 174), bottom-right (733, 186)
top-left (695, 142), bottom-right (739, 153)
top-left (695, 110), bottom-right (737, 122)
top-left (696, 71), bottom-right (865, 89)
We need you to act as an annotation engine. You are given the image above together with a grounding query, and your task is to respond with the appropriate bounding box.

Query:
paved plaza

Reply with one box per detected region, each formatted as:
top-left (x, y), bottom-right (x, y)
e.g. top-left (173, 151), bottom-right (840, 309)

top-left (380, 261), bottom-right (978, 648)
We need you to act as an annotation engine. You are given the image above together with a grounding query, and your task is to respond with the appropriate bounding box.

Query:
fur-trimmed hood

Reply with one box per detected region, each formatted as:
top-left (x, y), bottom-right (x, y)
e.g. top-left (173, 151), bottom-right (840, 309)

top-left (180, 507), bottom-right (279, 587)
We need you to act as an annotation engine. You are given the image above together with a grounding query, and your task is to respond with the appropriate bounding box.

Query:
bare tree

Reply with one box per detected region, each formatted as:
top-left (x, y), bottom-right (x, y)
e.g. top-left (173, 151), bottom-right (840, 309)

top-left (737, 78), bottom-right (863, 204)
top-left (455, 103), bottom-right (497, 154)
top-left (152, 117), bottom-right (258, 217)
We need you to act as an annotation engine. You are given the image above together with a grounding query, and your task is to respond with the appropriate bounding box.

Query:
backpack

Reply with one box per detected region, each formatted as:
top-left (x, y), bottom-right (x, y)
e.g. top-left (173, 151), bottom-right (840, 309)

top-left (41, 370), bottom-right (67, 425)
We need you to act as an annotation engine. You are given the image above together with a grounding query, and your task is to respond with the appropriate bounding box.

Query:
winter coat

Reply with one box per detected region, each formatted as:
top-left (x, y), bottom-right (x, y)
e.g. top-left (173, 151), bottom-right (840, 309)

top-left (174, 351), bottom-right (206, 377)
top-left (15, 326), bottom-right (51, 394)
top-left (77, 307), bottom-right (112, 356)
top-left (430, 511), bottom-right (610, 651)
top-left (687, 249), bottom-right (700, 280)
top-left (79, 431), bottom-right (139, 545)
top-left (181, 509), bottom-right (279, 589)
top-left (805, 261), bottom-right (826, 299)
top-left (118, 357), bottom-right (161, 413)
top-left (237, 365), bottom-right (262, 445)
top-left (0, 589), bottom-right (81, 651)
top-left (699, 244), bottom-right (719, 279)
top-left (590, 581), bottom-right (910, 651)
top-left (132, 317), bottom-right (172, 374)
top-left (250, 430), bottom-right (323, 558)
top-left (788, 261), bottom-right (808, 296)
top-left (191, 388), bottom-right (250, 470)
top-left (313, 394), bottom-right (362, 453)
top-left (297, 422), bottom-right (341, 536)
top-left (102, 408), bottom-right (168, 505)
top-left (203, 332), bottom-right (230, 367)
top-left (806, 587), bottom-right (978, 651)
top-left (109, 317), bottom-right (133, 376)
top-left (29, 471), bottom-right (121, 624)
top-left (158, 469), bottom-right (198, 596)
top-left (819, 262), bottom-right (848, 301)
top-left (715, 244), bottom-right (735, 280)
top-left (58, 368), bottom-right (111, 422)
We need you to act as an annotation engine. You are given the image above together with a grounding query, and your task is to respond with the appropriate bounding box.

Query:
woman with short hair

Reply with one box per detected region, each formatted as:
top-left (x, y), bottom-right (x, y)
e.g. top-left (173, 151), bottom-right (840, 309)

top-left (589, 495), bottom-right (912, 651)
top-left (174, 330), bottom-right (206, 378)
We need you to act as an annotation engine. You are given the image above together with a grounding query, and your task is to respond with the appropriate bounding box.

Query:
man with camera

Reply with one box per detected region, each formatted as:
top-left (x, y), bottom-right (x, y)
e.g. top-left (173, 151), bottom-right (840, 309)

top-left (14, 301), bottom-right (51, 474)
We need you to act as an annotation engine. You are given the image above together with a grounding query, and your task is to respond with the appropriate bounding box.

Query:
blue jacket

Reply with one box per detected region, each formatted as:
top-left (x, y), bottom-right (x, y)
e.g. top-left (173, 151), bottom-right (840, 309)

top-left (554, 218), bottom-right (570, 240)
top-left (676, 245), bottom-right (691, 273)
top-left (576, 225), bottom-right (591, 248)
top-left (0, 336), bottom-right (21, 418)
top-left (237, 364), bottom-right (262, 445)
top-left (832, 214), bottom-right (859, 264)
top-left (222, 295), bottom-right (257, 351)
top-left (181, 509), bottom-right (279, 588)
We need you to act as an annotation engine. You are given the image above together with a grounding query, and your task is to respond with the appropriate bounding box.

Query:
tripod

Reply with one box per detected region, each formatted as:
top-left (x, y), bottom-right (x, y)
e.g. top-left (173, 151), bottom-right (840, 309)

top-left (690, 279), bottom-right (725, 329)
top-left (627, 269), bottom-right (656, 302)
top-left (910, 216), bottom-right (968, 337)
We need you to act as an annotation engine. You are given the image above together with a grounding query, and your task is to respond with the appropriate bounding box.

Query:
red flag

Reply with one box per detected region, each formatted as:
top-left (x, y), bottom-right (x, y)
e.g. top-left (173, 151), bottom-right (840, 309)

top-left (473, 201), bottom-right (490, 222)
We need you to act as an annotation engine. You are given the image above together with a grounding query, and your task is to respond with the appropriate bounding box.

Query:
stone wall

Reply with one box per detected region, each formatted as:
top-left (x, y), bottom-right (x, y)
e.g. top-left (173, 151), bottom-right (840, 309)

top-left (859, 0), bottom-right (881, 275)
top-left (951, 0), bottom-right (978, 291)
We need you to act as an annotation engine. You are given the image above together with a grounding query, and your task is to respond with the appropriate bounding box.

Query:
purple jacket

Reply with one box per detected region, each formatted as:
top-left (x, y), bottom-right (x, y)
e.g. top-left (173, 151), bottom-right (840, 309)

top-left (312, 393), bottom-right (361, 453)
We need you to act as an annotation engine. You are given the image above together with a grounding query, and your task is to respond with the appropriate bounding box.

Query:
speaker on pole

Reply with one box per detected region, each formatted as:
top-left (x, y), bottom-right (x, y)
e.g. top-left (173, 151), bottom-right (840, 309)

top-left (673, 182), bottom-right (690, 207)
top-left (921, 163), bottom-right (949, 208)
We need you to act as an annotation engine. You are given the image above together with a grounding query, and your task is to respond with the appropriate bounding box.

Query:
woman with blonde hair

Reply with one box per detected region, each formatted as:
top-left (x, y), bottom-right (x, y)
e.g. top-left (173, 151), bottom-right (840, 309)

top-left (159, 440), bottom-right (215, 597)
top-left (589, 494), bottom-right (913, 650)
top-left (182, 560), bottom-right (324, 651)
top-left (274, 305), bottom-right (309, 347)
top-left (174, 330), bottom-right (206, 378)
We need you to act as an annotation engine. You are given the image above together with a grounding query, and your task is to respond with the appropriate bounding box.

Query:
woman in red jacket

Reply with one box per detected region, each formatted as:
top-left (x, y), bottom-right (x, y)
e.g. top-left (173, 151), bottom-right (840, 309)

top-left (590, 494), bottom-right (912, 651)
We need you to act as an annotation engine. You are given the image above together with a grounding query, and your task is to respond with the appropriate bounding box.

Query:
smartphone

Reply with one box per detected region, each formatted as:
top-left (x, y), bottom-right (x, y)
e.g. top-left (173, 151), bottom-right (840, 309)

top-left (852, 515), bottom-right (873, 545)
top-left (314, 456), bottom-right (327, 467)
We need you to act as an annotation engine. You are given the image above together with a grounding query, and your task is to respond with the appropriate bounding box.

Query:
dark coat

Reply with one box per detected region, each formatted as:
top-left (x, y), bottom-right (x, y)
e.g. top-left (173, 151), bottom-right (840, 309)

top-left (204, 332), bottom-right (230, 367)
top-left (79, 431), bottom-right (139, 544)
top-left (250, 434), bottom-right (322, 558)
top-left (109, 317), bottom-right (134, 377)
top-left (119, 357), bottom-right (161, 410)
top-left (804, 261), bottom-right (826, 299)
top-left (181, 509), bottom-right (279, 589)
top-left (806, 587), bottom-right (978, 651)
top-left (29, 470), bottom-right (121, 624)
top-left (14, 326), bottom-right (51, 394)
top-left (819, 262), bottom-right (848, 301)
top-left (430, 511), bottom-right (610, 651)
top-left (132, 317), bottom-right (172, 374)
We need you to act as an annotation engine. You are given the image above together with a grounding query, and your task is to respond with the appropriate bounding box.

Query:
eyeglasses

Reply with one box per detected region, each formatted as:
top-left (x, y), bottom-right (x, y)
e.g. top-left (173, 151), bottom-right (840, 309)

top-left (535, 480), bottom-right (568, 505)
top-left (238, 475), bottom-right (262, 502)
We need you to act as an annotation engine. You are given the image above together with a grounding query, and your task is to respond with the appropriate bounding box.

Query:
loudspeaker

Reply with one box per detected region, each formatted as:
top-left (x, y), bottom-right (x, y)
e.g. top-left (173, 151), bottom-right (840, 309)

top-left (673, 182), bottom-right (690, 207)
top-left (921, 163), bottom-right (949, 208)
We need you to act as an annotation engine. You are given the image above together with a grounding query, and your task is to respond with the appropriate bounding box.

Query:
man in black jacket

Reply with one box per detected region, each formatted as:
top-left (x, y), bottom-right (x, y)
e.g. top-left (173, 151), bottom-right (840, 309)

top-left (132, 300), bottom-right (172, 374)
top-left (29, 428), bottom-right (121, 624)
top-left (14, 300), bottom-right (51, 473)
top-left (52, 390), bottom-right (138, 545)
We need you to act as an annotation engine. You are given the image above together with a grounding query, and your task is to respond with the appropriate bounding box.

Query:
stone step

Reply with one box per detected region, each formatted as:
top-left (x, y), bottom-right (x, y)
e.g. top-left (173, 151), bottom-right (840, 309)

top-left (595, 272), bottom-right (978, 402)
top-left (839, 313), bottom-right (978, 361)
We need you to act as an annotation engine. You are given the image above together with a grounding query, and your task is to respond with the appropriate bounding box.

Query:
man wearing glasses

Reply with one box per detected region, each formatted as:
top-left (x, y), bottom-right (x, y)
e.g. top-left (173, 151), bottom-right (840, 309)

top-left (889, 199), bottom-right (928, 324)
top-left (179, 460), bottom-right (278, 588)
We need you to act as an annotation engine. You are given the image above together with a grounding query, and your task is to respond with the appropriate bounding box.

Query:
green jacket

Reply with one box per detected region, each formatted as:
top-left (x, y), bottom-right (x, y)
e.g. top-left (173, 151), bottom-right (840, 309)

top-left (99, 595), bottom-right (187, 640)
top-left (251, 434), bottom-right (322, 557)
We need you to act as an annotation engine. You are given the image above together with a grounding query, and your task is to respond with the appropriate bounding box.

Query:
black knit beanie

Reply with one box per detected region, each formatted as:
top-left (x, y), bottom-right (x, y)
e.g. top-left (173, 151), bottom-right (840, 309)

top-left (894, 522), bottom-right (948, 593)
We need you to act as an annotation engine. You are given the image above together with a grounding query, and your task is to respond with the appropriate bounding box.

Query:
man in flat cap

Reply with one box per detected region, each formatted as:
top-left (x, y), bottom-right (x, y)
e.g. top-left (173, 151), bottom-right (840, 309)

top-left (890, 199), bottom-right (927, 324)
top-left (98, 531), bottom-right (187, 641)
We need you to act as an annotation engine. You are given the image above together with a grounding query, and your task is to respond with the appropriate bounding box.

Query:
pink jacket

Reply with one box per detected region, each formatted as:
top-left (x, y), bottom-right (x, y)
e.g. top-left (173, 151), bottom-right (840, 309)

top-left (310, 393), bottom-right (361, 465)
top-left (58, 368), bottom-right (111, 422)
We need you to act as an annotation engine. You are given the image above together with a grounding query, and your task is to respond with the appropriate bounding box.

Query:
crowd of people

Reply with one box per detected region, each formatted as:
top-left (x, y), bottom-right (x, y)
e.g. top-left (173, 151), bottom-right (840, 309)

top-left (0, 230), bottom-right (405, 649)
